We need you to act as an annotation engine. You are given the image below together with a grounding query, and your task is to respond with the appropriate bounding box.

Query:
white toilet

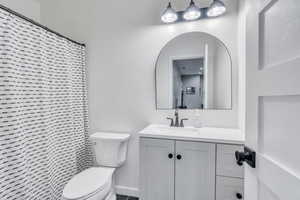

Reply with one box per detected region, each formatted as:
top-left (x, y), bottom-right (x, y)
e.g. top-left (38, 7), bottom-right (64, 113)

top-left (62, 132), bottom-right (130, 200)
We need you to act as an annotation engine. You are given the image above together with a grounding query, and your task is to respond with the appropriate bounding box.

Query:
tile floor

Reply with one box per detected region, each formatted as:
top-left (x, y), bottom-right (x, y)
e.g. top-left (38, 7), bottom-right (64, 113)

top-left (116, 194), bottom-right (139, 200)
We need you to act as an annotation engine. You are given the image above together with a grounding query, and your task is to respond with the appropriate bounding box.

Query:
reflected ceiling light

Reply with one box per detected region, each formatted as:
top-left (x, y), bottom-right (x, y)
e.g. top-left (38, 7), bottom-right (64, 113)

top-left (161, 2), bottom-right (178, 23)
top-left (207, 0), bottom-right (226, 17)
top-left (183, 0), bottom-right (201, 21)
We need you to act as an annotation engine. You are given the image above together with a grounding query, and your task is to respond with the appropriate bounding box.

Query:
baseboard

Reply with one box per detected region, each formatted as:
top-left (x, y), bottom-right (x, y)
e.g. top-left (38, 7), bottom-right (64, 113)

top-left (115, 185), bottom-right (139, 197)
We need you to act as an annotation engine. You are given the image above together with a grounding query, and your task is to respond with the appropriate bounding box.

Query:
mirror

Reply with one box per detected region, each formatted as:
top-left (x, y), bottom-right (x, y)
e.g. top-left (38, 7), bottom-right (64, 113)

top-left (156, 32), bottom-right (232, 110)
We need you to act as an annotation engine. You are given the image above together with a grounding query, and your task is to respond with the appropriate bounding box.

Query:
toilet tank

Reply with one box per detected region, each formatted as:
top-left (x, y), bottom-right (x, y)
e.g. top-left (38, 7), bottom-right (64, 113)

top-left (90, 132), bottom-right (130, 167)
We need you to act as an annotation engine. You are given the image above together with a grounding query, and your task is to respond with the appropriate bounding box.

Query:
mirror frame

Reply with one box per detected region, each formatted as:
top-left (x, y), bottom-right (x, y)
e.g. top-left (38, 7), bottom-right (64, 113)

top-left (155, 32), bottom-right (233, 110)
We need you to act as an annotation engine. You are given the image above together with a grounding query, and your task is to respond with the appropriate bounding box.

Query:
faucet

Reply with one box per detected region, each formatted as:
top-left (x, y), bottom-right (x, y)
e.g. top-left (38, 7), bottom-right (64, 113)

top-left (167, 109), bottom-right (188, 127)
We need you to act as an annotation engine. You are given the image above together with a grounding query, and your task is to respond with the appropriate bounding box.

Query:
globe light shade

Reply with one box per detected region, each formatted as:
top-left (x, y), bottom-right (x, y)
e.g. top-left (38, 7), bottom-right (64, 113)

top-left (161, 2), bottom-right (178, 23)
top-left (183, 0), bottom-right (201, 21)
top-left (207, 0), bottom-right (226, 17)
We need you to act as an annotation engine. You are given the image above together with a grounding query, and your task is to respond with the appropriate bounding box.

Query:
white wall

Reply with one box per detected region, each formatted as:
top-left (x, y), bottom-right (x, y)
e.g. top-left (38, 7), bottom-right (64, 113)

top-left (213, 41), bottom-right (232, 109)
top-left (204, 41), bottom-right (215, 109)
top-left (237, 0), bottom-right (250, 132)
top-left (40, 0), bottom-right (240, 196)
top-left (0, 0), bottom-right (40, 22)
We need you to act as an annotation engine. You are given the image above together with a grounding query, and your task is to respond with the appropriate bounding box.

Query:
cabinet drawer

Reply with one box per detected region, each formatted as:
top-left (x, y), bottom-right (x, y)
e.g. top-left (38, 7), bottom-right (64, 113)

top-left (216, 176), bottom-right (244, 200)
top-left (217, 144), bottom-right (244, 178)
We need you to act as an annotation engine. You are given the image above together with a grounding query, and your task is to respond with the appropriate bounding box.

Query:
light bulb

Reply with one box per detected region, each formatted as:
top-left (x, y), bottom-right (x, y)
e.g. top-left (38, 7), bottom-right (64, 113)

top-left (161, 2), bottom-right (178, 23)
top-left (207, 0), bottom-right (226, 17)
top-left (183, 0), bottom-right (201, 21)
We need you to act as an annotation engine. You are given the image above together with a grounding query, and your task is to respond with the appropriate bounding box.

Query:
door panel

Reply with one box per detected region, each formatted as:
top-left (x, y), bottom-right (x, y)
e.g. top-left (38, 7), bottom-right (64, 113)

top-left (259, 96), bottom-right (300, 174)
top-left (175, 141), bottom-right (215, 200)
top-left (140, 138), bottom-right (175, 200)
top-left (245, 0), bottom-right (300, 199)
top-left (259, 0), bottom-right (300, 69)
top-left (258, 182), bottom-right (279, 200)
top-left (257, 154), bottom-right (300, 199)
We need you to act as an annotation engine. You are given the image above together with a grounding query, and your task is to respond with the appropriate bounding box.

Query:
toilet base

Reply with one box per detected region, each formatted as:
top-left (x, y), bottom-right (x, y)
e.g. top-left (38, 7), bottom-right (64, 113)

top-left (105, 190), bottom-right (116, 200)
top-left (82, 189), bottom-right (115, 200)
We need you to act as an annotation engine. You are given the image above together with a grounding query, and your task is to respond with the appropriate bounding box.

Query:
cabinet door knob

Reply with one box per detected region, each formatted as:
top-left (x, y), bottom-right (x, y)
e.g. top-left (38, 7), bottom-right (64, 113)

top-left (236, 193), bottom-right (243, 199)
top-left (176, 154), bottom-right (182, 160)
top-left (168, 153), bottom-right (173, 159)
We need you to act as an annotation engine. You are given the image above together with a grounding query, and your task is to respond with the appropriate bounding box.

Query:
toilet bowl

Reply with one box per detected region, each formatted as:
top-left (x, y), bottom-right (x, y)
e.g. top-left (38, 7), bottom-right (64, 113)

top-left (62, 132), bottom-right (130, 200)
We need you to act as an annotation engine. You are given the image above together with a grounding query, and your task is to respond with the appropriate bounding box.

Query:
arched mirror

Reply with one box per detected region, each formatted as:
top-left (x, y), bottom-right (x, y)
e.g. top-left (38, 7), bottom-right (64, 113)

top-left (156, 32), bottom-right (232, 110)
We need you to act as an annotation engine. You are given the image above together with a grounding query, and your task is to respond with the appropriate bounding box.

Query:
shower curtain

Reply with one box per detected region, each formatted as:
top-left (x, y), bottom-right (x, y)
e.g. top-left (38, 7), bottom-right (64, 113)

top-left (0, 8), bottom-right (92, 200)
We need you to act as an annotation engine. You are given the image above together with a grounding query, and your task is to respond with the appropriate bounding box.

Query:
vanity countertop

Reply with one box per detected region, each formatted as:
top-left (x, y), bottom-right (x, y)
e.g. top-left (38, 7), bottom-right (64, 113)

top-left (139, 124), bottom-right (245, 145)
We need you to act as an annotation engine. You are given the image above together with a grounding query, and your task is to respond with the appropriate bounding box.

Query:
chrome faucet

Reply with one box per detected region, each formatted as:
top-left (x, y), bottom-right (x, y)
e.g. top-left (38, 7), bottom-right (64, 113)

top-left (167, 109), bottom-right (188, 127)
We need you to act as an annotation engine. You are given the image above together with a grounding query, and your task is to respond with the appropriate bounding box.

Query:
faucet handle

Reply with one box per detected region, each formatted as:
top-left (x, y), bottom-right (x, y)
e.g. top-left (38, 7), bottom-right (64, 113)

top-left (167, 117), bottom-right (174, 127)
top-left (174, 109), bottom-right (179, 117)
top-left (180, 118), bottom-right (188, 127)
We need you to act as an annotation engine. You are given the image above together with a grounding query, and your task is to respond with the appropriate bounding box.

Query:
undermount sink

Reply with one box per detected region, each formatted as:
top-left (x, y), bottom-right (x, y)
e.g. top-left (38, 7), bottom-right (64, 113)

top-left (147, 125), bottom-right (200, 134)
top-left (149, 125), bottom-right (198, 133)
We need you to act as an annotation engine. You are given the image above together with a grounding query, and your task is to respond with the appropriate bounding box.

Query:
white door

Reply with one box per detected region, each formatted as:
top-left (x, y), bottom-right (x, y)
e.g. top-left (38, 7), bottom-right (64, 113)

top-left (244, 0), bottom-right (300, 199)
top-left (175, 141), bottom-right (215, 200)
top-left (139, 138), bottom-right (175, 200)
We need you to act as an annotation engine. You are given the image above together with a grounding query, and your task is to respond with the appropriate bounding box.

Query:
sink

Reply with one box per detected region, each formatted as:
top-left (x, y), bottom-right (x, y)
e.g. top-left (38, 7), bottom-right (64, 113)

top-left (143, 124), bottom-right (200, 135)
top-left (139, 124), bottom-right (245, 145)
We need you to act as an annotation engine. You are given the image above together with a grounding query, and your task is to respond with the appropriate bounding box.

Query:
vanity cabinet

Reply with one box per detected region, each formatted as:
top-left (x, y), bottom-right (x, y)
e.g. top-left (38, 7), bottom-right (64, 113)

top-left (140, 138), bottom-right (244, 200)
top-left (140, 138), bottom-right (216, 200)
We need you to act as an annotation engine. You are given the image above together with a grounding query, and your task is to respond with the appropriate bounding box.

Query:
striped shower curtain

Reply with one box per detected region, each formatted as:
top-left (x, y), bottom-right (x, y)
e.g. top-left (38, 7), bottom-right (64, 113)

top-left (0, 8), bottom-right (92, 200)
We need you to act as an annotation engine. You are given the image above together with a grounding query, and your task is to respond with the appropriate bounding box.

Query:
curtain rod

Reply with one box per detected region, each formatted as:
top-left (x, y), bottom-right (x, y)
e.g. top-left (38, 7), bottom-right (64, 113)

top-left (0, 4), bottom-right (86, 47)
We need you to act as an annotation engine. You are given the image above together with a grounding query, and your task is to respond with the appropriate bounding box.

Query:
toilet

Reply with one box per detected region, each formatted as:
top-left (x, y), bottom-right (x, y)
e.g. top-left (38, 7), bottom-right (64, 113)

top-left (62, 132), bottom-right (130, 200)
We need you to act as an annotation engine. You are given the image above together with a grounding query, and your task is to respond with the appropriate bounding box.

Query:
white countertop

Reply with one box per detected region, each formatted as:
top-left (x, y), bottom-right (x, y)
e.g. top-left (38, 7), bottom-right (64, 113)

top-left (139, 124), bottom-right (245, 145)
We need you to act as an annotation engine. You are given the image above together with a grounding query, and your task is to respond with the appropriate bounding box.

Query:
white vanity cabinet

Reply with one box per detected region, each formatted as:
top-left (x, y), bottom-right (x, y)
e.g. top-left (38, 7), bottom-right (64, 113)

top-left (140, 138), bottom-right (216, 200)
top-left (139, 125), bottom-right (245, 200)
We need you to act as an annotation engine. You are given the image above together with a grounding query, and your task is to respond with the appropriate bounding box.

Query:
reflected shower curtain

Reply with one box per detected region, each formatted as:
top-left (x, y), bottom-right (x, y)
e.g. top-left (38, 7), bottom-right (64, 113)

top-left (0, 9), bottom-right (92, 199)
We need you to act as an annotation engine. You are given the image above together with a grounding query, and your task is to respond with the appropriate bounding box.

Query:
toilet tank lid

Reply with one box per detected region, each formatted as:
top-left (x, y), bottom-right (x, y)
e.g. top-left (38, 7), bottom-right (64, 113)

top-left (90, 132), bottom-right (130, 141)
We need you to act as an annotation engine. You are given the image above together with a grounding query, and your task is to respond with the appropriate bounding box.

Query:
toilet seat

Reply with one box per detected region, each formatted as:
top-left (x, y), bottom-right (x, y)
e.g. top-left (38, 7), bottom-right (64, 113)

top-left (63, 167), bottom-right (115, 200)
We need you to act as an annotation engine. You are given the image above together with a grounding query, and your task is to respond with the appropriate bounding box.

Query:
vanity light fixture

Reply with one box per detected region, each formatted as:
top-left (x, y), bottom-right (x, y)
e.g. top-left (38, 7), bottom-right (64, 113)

top-left (161, 2), bottom-right (178, 23)
top-left (183, 0), bottom-right (201, 21)
top-left (161, 0), bottom-right (227, 24)
top-left (207, 0), bottom-right (226, 17)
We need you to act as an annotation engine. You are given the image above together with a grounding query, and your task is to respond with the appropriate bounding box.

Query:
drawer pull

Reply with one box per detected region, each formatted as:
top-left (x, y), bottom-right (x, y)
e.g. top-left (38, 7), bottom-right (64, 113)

top-left (236, 193), bottom-right (243, 199)
top-left (168, 153), bottom-right (173, 159)
top-left (176, 154), bottom-right (182, 160)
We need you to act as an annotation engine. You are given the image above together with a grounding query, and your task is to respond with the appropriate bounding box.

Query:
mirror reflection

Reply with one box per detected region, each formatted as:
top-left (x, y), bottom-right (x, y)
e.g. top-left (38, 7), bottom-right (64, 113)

top-left (156, 32), bottom-right (232, 110)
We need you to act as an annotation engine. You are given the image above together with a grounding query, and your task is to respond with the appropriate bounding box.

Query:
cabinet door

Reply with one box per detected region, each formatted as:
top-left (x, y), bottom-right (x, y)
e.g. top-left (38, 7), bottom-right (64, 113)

top-left (217, 144), bottom-right (244, 178)
top-left (216, 176), bottom-right (244, 200)
top-left (175, 141), bottom-right (216, 200)
top-left (140, 138), bottom-right (175, 200)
